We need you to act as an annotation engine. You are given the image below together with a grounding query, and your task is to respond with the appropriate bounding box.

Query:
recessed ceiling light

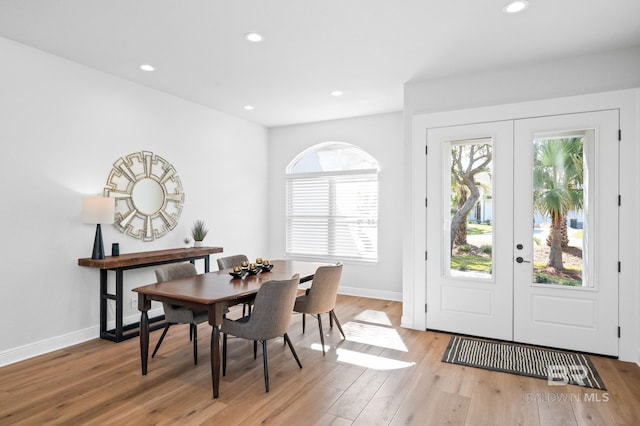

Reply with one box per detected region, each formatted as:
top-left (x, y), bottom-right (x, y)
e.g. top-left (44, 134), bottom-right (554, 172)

top-left (330, 90), bottom-right (344, 97)
top-left (244, 105), bottom-right (255, 110)
top-left (244, 32), bottom-right (264, 42)
top-left (503, 0), bottom-right (529, 14)
top-left (139, 64), bottom-right (155, 72)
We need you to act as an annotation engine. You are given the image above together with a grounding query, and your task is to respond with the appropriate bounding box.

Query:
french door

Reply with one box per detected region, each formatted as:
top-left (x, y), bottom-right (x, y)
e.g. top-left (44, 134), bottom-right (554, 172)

top-left (426, 121), bottom-right (514, 341)
top-left (425, 110), bottom-right (619, 356)
top-left (512, 111), bottom-right (619, 356)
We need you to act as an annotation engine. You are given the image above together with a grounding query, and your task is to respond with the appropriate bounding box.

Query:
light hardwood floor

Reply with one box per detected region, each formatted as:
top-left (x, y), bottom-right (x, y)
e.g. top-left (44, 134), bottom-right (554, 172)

top-left (2, 295), bottom-right (640, 425)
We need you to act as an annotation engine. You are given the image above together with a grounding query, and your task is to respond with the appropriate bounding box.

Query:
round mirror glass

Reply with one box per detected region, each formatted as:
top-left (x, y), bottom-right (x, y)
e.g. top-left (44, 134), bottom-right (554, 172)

top-left (132, 178), bottom-right (165, 215)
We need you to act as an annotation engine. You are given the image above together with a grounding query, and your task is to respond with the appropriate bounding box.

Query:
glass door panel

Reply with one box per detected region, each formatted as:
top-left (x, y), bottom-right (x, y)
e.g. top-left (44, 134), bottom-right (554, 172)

top-left (446, 138), bottom-right (494, 280)
top-left (532, 131), bottom-right (594, 288)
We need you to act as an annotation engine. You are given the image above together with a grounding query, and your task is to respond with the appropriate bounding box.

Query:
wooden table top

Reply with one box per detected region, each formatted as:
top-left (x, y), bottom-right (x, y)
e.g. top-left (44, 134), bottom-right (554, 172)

top-left (133, 260), bottom-right (326, 305)
top-left (78, 247), bottom-right (223, 269)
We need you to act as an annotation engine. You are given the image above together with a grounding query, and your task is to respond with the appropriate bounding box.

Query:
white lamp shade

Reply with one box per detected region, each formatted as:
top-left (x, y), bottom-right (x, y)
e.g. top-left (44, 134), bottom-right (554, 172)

top-left (82, 196), bottom-right (115, 224)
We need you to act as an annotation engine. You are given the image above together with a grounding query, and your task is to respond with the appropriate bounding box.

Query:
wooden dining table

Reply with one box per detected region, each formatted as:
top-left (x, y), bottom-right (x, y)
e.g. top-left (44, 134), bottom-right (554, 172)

top-left (132, 259), bottom-right (328, 399)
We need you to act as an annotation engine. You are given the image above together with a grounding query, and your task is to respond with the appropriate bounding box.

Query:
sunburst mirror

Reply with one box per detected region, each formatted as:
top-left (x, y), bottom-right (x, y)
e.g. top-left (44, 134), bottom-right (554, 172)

top-left (104, 151), bottom-right (185, 241)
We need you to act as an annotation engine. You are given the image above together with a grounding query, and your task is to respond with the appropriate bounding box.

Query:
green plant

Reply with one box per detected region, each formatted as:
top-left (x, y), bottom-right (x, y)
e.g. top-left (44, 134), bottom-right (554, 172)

top-left (191, 220), bottom-right (208, 241)
top-left (480, 245), bottom-right (492, 255)
top-left (183, 237), bottom-right (191, 244)
top-left (458, 244), bottom-right (471, 253)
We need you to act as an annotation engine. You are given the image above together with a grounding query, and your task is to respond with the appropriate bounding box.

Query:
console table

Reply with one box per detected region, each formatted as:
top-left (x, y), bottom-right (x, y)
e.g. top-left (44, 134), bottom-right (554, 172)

top-left (78, 246), bottom-right (223, 342)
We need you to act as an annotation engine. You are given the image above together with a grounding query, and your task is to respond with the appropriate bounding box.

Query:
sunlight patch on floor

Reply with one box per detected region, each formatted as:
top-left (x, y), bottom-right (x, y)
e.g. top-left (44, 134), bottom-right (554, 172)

top-left (342, 322), bottom-right (408, 352)
top-left (353, 309), bottom-right (392, 326)
top-left (332, 347), bottom-right (414, 370)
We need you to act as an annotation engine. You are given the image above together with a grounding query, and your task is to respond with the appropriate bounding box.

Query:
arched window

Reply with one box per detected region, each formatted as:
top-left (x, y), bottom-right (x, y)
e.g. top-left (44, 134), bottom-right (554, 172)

top-left (286, 142), bottom-right (379, 262)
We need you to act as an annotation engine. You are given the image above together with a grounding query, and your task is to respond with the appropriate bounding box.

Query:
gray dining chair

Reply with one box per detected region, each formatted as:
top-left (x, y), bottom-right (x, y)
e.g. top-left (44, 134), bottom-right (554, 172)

top-left (221, 274), bottom-right (302, 393)
top-left (153, 262), bottom-right (208, 364)
top-left (217, 254), bottom-right (252, 316)
top-left (216, 254), bottom-right (249, 270)
top-left (293, 262), bottom-right (345, 355)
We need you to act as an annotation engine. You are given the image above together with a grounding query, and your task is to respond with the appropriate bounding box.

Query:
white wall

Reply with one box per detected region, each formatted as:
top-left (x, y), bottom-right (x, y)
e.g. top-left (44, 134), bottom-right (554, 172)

top-left (404, 45), bottom-right (640, 117)
top-left (268, 112), bottom-right (404, 301)
top-left (0, 37), bottom-right (269, 365)
top-left (403, 45), bottom-right (640, 363)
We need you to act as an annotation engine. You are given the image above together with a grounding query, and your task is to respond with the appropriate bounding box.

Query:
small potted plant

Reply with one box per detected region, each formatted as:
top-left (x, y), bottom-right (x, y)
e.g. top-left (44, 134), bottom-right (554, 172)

top-left (183, 237), bottom-right (192, 248)
top-left (191, 220), bottom-right (208, 247)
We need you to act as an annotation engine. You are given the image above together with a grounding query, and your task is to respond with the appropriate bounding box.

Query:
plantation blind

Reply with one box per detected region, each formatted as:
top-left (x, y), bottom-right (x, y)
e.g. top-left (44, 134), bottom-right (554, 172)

top-left (286, 170), bottom-right (378, 262)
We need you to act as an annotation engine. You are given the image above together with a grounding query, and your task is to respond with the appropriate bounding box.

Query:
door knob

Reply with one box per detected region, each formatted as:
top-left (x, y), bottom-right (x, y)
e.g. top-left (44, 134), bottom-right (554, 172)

top-left (515, 257), bottom-right (530, 263)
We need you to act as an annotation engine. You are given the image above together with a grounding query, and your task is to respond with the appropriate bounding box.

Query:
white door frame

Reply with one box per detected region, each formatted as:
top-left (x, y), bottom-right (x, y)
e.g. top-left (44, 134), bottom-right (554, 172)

top-left (402, 88), bottom-right (639, 363)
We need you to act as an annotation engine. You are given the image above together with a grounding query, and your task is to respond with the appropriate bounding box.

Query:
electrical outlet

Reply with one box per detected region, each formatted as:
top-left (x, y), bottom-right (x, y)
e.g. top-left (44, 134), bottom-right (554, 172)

top-left (130, 297), bottom-right (137, 309)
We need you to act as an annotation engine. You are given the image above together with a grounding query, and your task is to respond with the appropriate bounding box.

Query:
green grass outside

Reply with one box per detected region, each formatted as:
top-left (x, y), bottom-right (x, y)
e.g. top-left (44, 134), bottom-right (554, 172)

top-left (534, 273), bottom-right (581, 286)
top-left (466, 223), bottom-right (492, 235)
top-left (451, 255), bottom-right (492, 272)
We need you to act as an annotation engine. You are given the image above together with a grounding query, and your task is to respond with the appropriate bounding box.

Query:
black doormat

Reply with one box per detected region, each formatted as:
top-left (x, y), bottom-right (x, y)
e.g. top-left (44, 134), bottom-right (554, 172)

top-left (442, 336), bottom-right (606, 390)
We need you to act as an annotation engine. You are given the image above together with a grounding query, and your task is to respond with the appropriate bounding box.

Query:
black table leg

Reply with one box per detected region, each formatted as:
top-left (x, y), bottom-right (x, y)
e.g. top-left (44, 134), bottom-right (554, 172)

top-left (211, 325), bottom-right (220, 398)
top-left (99, 270), bottom-right (108, 337)
top-left (115, 269), bottom-right (124, 341)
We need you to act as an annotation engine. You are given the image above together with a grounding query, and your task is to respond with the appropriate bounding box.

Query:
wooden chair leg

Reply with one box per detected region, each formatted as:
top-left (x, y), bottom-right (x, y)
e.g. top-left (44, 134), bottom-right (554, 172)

top-left (192, 323), bottom-right (198, 365)
top-left (189, 323), bottom-right (193, 341)
top-left (302, 313), bottom-right (306, 333)
top-left (254, 340), bottom-right (258, 359)
top-left (317, 314), bottom-right (325, 355)
top-left (283, 333), bottom-right (303, 369)
top-left (152, 323), bottom-right (171, 358)
top-left (262, 340), bottom-right (269, 392)
top-left (330, 310), bottom-right (346, 340)
top-left (329, 311), bottom-right (333, 328)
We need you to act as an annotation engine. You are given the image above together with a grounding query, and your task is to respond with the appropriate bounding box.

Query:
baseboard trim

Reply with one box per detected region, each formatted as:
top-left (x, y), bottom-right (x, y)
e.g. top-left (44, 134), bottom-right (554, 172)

top-left (0, 326), bottom-right (98, 368)
top-left (0, 307), bottom-right (164, 367)
top-left (338, 286), bottom-right (402, 302)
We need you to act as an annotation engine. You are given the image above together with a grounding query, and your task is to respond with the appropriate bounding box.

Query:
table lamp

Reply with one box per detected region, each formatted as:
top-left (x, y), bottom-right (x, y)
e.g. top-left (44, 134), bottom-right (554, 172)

top-left (82, 196), bottom-right (115, 259)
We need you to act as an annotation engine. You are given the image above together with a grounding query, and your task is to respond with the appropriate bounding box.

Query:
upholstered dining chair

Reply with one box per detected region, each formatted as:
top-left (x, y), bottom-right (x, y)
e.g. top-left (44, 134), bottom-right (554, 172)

top-left (217, 254), bottom-right (252, 316)
top-left (216, 254), bottom-right (249, 270)
top-left (221, 274), bottom-right (302, 393)
top-left (153, 263), bottom-right (208, 365)
top-left (293, 262), bottom-right (345, 355)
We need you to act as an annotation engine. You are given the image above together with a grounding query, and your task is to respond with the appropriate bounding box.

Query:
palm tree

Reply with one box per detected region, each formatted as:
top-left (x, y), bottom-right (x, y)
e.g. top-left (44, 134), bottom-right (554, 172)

top-left (533, 137), bottom-right (583, 269)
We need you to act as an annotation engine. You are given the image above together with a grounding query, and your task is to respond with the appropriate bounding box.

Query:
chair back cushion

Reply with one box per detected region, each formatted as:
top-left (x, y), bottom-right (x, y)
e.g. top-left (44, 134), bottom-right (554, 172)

top-left (237, 274), bottom-right (300, 340)
top-left (216, 254), bottom-right (249, 270)
top-left (301, 263), bottom-right (343, 314)
top-left (154, 263), bottom-right (199, 323)
top-left (155, 262), bottom-right (198, 282)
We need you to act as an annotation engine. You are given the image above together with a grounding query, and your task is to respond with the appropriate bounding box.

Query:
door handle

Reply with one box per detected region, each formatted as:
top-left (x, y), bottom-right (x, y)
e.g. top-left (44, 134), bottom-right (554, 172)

top-left (515, 257), bottom-right (531, 263)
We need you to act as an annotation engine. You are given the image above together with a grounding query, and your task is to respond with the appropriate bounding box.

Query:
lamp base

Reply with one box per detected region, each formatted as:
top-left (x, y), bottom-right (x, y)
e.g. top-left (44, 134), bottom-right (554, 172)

top-left (92, 224), bottom-right (106, 260)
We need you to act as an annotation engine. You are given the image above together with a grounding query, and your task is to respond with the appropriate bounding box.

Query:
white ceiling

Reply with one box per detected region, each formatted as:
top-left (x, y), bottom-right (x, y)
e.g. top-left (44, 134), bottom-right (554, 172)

top-left (0, 1), bottom-right (639, 127)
